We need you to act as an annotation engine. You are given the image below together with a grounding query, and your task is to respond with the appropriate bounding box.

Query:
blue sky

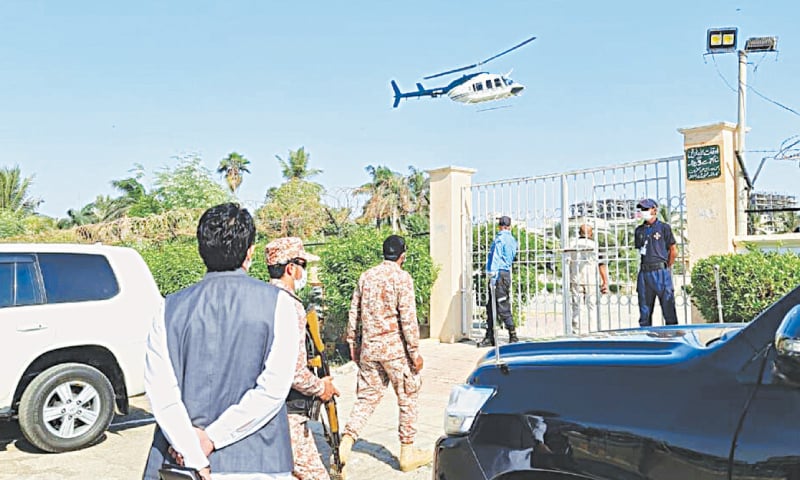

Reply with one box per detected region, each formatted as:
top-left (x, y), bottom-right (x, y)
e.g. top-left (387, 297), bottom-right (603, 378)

top-left (2, 0), bottom-right (798, 218)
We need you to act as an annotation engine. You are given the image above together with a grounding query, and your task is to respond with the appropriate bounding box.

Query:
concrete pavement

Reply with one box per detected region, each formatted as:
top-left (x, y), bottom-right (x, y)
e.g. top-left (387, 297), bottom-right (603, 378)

top-left (325, 339), bottom-right (484, 480)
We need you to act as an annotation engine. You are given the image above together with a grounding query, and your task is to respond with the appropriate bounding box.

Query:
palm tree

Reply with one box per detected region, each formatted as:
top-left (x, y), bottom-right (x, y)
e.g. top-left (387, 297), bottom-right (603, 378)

top-left (65, 204), bottom-right (99, 227)
top-left (0, 165), bottom-right (42, 214)
top-left (217, 152), bottom-right (251, 195)
top-left (406, 166), bottom-right (430, 215)
top-left (276, 147), bottom-right (322, 182)
top-left (355, 165), bottom-right (412, 231)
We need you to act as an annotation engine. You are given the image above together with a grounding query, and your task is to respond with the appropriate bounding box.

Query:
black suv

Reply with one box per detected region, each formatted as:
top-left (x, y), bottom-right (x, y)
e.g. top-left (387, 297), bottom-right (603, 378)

top-left (435, 286), bottom-right (800, 480)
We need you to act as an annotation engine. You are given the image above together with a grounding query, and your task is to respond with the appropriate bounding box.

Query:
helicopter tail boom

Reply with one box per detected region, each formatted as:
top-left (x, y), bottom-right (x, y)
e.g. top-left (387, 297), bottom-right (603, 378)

top-left (391, 80), bottom-right (447, 108)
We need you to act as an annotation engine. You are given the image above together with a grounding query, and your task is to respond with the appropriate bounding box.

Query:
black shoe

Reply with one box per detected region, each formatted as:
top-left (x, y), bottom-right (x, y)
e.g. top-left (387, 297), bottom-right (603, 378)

top-left (508, 327), bottom-right (519, 344)
top-left (478, 336), bottom-right (496, 347)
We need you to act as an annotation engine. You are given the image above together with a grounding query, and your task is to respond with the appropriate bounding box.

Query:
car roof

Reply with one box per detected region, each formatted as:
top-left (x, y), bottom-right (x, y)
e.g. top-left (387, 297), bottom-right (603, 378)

top-left (0, 243), bottom-right (127, 255)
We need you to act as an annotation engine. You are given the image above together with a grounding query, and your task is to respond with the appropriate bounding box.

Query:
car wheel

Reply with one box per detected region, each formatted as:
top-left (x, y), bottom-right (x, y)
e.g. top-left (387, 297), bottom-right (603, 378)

top-left (18, 363), bottom-right (115, 452)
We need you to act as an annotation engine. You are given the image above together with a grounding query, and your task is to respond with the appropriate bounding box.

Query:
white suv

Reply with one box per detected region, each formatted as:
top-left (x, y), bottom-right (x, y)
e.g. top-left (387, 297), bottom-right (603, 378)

top-left (0, 243), bottom-right (162, 452)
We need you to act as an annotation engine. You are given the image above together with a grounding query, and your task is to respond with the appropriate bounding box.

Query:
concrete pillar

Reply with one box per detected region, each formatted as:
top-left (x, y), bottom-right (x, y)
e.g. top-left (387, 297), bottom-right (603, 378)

top-left (678, 122), bottom-right (738, 323)
top-left (428, 166), bottom-right (476, 343)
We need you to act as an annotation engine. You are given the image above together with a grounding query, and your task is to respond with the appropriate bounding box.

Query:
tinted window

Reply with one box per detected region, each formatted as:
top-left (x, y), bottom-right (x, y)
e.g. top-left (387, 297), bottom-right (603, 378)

top-left (38, 253), bottom-right (120, 303)
top-left (485, 80), bottom-right (493, 89)
top-left (16, 262), bottom-right (43, 306)
top-left (0, 254), bottom-right (43, 308)
top-left (0, 263), bottom-right (12, 307)
top-left (494, 78), bottom-right (502, 87)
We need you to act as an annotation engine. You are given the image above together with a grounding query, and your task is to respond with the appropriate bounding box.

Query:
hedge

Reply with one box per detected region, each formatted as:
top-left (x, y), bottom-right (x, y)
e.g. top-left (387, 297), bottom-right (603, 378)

top-left (689, 250), bottom-right (800, 323)
top-left (129, 228), bottom-right (438, 346)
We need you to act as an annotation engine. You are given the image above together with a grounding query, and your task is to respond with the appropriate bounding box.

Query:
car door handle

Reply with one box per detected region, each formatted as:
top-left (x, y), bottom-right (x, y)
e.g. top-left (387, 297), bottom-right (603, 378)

top-left (17, 323), bottom-right (48, 332)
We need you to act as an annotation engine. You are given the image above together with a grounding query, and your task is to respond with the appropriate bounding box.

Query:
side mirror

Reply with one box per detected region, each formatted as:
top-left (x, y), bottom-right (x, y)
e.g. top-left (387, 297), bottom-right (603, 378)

top-left (774, 305), bottom-right (800, 384)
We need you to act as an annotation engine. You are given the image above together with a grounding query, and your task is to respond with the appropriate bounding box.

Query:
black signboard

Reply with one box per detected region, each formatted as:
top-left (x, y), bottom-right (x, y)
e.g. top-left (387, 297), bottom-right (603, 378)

top-left (686, 145), bottom-right (721, 181)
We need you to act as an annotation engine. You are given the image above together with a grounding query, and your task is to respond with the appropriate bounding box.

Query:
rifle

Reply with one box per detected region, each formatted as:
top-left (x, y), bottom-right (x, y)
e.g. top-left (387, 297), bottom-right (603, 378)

top-left (306, 308), bottom-right (344, 479)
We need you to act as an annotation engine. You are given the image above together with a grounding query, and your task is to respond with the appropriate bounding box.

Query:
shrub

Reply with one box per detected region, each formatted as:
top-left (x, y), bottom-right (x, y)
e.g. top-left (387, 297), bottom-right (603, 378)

top-left (689, 250), bottom-right (800, 323)
top-left (317, 227), bottom-right (438, 342)
top-left (133, 239), bottom-right (207, 296)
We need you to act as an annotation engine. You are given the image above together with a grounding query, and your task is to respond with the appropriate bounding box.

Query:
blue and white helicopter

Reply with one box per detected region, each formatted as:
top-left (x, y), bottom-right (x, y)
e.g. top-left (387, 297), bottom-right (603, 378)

top-left (391, 35), bottom-right (536, 108)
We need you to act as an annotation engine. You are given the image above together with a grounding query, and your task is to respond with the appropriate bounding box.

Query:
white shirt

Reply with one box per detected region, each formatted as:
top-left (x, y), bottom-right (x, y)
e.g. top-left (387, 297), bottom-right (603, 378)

top-left (565, 237), bottom-right (604, 286)
top-left (145, 288), bottom-right (299, 474)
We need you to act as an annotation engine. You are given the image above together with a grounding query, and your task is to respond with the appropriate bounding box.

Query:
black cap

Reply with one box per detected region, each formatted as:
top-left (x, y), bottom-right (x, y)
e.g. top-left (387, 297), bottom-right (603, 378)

top-left (383, 235), bottom-right (406, 260)
top-left (498, 216), bottom-right (512, 227)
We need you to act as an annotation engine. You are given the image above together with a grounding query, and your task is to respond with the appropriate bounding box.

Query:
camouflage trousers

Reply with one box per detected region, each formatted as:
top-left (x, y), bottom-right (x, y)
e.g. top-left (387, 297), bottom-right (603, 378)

top-left (289, 413), bottom-right (329, 480)
top-left (344, 357), bottom-right (420, 444)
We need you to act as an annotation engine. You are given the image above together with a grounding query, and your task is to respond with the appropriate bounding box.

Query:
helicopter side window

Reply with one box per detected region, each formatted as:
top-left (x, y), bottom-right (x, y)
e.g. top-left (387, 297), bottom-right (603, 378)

top-left (494, 78), bottom-right (502, 88)
top-left (485, 80), bottom-right (493, 89)
top-left (474, 83), bottom-right (483, 91)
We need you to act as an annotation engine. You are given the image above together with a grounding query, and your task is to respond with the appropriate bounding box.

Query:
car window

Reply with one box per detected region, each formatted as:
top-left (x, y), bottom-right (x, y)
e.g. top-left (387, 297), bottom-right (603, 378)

top-left (16, 261), bottom-right (44, 306)
top-left (38, 253), bottom-right (120, 303)
top-left (0, 263), bottom-right (12, 307)
top-left (0, 254), bottom-right (44, 308)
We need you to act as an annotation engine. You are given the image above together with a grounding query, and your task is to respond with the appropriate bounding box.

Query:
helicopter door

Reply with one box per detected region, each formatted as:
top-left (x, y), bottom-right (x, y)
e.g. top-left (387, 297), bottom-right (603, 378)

top-left (485, 80), bottom-right (493, 89)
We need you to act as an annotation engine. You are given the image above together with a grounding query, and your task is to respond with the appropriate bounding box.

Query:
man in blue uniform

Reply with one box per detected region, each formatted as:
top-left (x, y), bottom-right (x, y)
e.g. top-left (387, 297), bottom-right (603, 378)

top-left (478, 215), bottom-right (519, 346)
top-left (634, 198), bottom-right (678, 326)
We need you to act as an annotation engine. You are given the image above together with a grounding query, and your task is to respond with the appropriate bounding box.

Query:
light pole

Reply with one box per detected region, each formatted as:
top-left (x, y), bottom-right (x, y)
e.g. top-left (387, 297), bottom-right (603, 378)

top-left (736, 48), bottom-right (748, 236)
top-left (706, 29), bottom-right (778, 235)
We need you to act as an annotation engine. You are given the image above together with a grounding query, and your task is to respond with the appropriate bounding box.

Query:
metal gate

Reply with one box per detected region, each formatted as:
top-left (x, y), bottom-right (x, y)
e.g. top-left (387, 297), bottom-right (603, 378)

top-left (464, 155), bottom-right (690, 340)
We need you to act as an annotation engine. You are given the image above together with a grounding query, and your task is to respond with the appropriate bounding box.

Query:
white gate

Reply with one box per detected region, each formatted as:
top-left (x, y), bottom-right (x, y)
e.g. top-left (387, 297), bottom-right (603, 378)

top-left (464, 155), bottom-right (690, 340)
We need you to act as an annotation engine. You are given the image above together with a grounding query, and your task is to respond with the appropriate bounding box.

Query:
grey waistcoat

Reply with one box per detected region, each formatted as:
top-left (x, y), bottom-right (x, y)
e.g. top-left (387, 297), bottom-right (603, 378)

top-left (143, 270), bottom-right (292, 479)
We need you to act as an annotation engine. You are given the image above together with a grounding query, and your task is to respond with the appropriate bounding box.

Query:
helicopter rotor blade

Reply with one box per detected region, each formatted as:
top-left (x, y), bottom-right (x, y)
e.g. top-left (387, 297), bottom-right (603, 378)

top-left (423, 63), bottom-right (478, 80)
top-left (422, 35), bottom-right (536, 81)
top-left (478, 35), bottom-right (536, 67)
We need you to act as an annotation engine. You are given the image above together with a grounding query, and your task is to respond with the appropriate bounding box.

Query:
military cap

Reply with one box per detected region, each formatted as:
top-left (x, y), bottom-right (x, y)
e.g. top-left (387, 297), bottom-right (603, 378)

top-left (265, 237), bottom-right (320, 266)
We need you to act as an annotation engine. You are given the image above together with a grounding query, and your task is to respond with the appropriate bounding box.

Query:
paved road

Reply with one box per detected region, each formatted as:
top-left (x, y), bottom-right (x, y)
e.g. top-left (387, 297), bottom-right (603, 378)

top-left (0, 339), bottom-right (486, 480)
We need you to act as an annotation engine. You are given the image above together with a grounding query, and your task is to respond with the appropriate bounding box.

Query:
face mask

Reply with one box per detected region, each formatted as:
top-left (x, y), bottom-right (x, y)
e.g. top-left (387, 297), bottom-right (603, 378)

top-left (294, 267), bottom-right (308, 291)
top-left (641, 210), bottom-right (654, 222)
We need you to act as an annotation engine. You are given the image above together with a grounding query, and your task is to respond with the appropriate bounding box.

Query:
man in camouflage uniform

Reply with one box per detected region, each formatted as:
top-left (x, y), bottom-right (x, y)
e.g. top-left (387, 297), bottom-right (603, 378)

top-left (339, 235), bottom-right (433, 473)
top-left (266, 237), bottom-right (339, 480)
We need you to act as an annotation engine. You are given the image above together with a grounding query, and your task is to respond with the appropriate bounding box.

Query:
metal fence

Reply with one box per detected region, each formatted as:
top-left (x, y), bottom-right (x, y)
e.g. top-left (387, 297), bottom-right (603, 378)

top-left (464, 155), bottom-right (689, 340)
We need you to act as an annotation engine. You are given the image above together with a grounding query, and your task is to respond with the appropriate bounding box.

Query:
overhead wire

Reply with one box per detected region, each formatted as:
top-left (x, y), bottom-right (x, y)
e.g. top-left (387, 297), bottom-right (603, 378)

top-left (709, 52), bottom-right (800, 118)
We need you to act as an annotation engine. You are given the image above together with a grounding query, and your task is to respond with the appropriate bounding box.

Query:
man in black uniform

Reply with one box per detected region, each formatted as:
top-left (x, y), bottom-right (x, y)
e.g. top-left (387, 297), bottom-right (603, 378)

top-left (634, 198), bottom-right (678, 326)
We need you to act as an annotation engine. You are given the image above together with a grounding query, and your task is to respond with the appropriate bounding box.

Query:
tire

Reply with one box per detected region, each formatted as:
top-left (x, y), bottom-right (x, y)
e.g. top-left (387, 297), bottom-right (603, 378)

top-left (18, 363), bottom-right (115, 452)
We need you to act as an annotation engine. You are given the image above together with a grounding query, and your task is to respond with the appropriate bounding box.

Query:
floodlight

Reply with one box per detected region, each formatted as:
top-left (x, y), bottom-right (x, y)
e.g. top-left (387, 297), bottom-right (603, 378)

top-left (707, 27), bottom-right (738, 53)
top-left (745, 36), bottom-right (778, 53)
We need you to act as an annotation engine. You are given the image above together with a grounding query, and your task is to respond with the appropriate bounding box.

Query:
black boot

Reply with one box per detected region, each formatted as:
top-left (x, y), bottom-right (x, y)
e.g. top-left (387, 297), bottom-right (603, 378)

top-left (508, 326), bottom-right (519, 344)
top-left (478, 331), bottom-right (495, 347)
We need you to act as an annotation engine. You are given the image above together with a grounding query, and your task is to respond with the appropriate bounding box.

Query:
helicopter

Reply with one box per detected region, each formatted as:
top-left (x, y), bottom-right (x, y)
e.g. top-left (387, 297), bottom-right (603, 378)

top-left (390, 35), bottom-right (536, 108)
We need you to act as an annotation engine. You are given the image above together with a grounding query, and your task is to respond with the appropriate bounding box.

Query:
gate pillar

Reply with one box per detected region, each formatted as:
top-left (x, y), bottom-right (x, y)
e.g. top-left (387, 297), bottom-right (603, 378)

top-left (678, 122), bottom-right (738, 322)
top-left (428, 166), bottom-right (476, 343)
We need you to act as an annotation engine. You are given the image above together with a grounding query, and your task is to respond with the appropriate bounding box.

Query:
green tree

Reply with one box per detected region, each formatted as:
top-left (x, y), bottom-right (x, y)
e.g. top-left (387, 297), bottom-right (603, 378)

top-left (257, 179), bottom-right (327, 238)
top-left (257, 148), bottom-right (329, 238)
top-left (155, 156), bottom-right (230, 210)
top-left (109, 165), bottom-right (163, 218)
top-left (217, 152), bottom-right (251, 195)
top-left (61, 204), bottom-right (99, 227)
top-left (276, 147), bottom-right (322, 181)
top-left (355, 165), bottom-right (412, 231)
top-left (406, 166), bottom-right (429, 216)
top-left (0, 165), bottom-right (42, 215)
top-left (0, 209), bottom-right (25, 238)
